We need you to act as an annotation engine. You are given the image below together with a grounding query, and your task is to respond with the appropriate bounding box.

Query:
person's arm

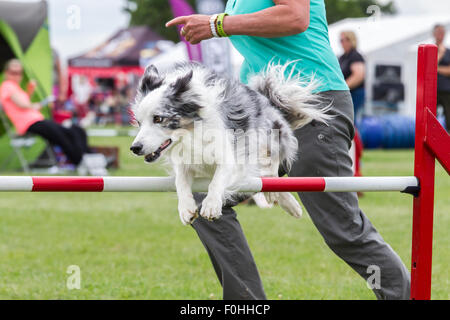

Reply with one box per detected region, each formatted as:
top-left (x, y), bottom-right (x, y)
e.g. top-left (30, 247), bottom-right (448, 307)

top-left (438, 65), bottom-right (450, 77)
top-left (438, 45), bottom-right (446, 63)
top-left (222, 0), bottom-right (310, 37)
top-left (346, 62), bottom-right (365, 90)
top-left (9, 85), bottom-right (41, 110)
top-left (10, 93), bottom-right (41, 110)
top-left (166, 0), bottom-right (310, 44)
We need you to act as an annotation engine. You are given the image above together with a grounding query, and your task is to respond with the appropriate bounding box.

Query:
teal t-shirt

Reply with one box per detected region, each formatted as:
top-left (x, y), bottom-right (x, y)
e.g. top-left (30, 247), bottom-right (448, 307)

top-left (225, 0), bottom-right (348, 92)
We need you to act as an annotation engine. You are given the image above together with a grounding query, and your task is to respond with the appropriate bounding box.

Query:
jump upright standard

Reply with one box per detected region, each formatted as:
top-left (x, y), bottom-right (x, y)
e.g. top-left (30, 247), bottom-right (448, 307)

top-left (0, 45), bottom-right (449, 300)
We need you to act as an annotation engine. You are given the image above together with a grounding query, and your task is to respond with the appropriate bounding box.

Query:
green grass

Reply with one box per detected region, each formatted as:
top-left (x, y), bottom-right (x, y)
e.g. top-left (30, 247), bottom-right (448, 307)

top-left (0, 136), bottom-right (448, 299)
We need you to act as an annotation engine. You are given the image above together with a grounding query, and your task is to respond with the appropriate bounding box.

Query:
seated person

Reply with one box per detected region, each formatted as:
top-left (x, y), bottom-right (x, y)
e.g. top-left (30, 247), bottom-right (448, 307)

top-left (0, 59), bottom-right (90, 167)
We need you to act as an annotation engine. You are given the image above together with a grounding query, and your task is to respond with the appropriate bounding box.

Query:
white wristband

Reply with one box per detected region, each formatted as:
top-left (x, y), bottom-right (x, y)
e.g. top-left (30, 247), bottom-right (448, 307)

top-left (209, 14), bottom-right (219, 38)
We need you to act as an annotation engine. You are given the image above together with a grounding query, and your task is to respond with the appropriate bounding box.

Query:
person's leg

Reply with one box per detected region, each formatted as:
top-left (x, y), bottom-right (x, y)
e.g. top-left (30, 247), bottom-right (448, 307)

top-left (350, 87), bottom-right (365, 126)
top-left (288, 91), bottom-right (410, 300)
top-left (191, 193), bottom-right (267, 300)
top-left (27, 120), bottom-right (84, 165)
top-left (67, 124), bottom-right (91, 154)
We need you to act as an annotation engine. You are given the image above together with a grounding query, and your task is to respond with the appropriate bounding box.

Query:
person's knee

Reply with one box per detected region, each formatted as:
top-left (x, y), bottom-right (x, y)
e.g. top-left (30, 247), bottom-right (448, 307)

top-left (315, 208), bottom-right (383, 252)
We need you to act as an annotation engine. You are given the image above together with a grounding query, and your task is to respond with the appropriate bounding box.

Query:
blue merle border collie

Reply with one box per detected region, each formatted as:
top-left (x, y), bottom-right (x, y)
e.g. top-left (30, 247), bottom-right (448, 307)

top-left (130, 62), bottom-right (331, 225)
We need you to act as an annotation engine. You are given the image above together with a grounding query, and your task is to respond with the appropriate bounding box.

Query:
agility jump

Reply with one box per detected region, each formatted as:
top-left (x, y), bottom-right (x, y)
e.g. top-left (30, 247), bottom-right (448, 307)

top-left (0, 45), bottom-right (449, 300)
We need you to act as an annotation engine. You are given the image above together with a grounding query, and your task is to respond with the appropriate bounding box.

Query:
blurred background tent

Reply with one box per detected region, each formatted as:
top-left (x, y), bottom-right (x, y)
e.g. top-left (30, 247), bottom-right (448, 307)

top-left (0, 0), bottom-right (52, 101)
top-left (67, 26), bottom-right (165, 94)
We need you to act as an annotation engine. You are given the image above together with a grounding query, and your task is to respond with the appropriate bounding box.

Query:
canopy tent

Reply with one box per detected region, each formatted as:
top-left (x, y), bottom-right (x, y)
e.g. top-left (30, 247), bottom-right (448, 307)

top-left (0, 0), bottom-right (52, 101)
top-left (67, 26), bottom-right (165, 83)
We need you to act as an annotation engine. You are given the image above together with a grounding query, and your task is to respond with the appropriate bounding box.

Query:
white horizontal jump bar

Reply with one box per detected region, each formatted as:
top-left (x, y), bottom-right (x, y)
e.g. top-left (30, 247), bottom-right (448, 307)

top-left (324, 176), bottom-right (419, 192)
top-left (103, 177), bottom-right (263, 192)
top-left (0, 176), bottom-right (33, 191)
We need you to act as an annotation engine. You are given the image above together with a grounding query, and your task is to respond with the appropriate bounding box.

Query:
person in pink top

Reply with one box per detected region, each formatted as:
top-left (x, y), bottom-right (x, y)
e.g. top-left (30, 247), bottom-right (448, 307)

top-left (0, 59), bottom-right (90, 165)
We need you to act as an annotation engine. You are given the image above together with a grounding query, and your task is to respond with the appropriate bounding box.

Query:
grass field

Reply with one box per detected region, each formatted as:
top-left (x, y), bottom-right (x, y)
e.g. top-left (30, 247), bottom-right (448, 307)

top-left (0, 135), bottom-right (448, 300)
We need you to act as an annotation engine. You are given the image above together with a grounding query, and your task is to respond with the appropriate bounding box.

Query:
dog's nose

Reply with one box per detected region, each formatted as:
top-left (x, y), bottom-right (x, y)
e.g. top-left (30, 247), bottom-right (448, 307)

top-left (130, 143), bottom-right (143, 155)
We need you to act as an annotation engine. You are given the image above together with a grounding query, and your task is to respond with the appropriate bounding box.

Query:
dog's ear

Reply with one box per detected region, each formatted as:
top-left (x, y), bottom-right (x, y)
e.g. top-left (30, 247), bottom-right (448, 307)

top-left (170, 70), bottom-right (193, 97)
top-left (139, 65), bottom-right (163, 95)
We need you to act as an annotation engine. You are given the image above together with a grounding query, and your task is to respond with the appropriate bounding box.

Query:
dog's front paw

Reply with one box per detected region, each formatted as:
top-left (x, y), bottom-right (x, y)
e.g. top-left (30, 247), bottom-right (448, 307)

top-left (178, 197), bottom-right (198, 225)
top-left (200, 195), bottom-right (223, 221)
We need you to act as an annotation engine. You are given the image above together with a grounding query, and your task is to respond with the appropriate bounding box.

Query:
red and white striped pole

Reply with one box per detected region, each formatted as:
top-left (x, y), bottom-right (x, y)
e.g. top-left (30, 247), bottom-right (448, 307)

top-left (0, 176), bottom-right (419, 193)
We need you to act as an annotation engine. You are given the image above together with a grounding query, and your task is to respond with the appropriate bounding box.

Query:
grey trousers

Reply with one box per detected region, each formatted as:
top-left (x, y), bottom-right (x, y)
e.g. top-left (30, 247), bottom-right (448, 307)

top-left (192, 90), bottom-right (410, 300)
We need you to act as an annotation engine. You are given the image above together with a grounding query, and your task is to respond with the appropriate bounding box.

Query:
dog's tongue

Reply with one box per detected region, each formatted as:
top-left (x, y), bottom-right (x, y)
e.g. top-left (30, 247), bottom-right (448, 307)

top-left (161, 139), bottom-right (171, 149)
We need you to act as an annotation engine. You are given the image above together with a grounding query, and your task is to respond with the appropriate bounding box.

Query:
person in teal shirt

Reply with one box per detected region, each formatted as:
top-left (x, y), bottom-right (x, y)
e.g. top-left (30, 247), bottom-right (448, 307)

top-left (167, 0), bottom-right (410, 300)
top-left (225, 0), bottom-right (348, 92)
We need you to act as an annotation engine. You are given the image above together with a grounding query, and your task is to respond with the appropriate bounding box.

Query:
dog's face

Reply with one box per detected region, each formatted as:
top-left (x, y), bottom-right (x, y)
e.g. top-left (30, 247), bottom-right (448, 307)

top-left (130, 65), bottom-right (202, 163)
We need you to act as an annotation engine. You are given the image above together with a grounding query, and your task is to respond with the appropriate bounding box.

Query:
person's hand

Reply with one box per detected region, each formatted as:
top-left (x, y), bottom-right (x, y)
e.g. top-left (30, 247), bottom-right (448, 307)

top-left (31, 102), bottom-right (42, 110)
top-left (166, 15), bottom-right (213, 45)
top-left (27, 80), bottom-right (37, 95)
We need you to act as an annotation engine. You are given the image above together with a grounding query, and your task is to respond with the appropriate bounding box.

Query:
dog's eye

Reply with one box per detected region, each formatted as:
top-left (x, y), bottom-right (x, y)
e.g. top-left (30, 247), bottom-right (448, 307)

top-left (153, 116), bottom-right (164, 124)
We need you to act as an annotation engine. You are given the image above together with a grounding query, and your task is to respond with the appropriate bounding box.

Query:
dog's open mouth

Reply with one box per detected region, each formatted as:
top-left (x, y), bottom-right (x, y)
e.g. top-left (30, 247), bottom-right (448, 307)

top-left (145, 139), bottom-right (172, 162)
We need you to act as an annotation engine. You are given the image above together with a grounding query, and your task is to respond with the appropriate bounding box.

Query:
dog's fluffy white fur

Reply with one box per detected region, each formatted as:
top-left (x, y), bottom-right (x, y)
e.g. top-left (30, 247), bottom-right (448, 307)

top-left (131, 62), bottom-right (331, 225)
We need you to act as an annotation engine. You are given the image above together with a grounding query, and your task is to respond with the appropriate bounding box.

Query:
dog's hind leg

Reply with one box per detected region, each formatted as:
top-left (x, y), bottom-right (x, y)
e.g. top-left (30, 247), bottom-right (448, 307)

top-left (264, 188), bottom-right (303, 219)
top-left (260, 159), bottom-right (303, 219)
top-left (274, 192), bottom-right (303, 219)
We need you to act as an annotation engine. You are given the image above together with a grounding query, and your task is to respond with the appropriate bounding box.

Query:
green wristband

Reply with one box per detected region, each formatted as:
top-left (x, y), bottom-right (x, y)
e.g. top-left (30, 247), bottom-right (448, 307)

top-left (216, 13), bottom-right (229, 37)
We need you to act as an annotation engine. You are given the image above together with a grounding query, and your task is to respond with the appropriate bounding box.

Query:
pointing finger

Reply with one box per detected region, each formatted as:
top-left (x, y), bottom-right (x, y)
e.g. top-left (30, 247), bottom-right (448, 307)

top-left (166, 16), bottom-right (188, 27)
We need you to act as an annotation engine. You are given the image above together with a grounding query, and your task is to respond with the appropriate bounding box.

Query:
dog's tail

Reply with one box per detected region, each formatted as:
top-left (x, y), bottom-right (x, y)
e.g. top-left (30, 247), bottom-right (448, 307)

top-left (248, 62), bottom-right (333, 129)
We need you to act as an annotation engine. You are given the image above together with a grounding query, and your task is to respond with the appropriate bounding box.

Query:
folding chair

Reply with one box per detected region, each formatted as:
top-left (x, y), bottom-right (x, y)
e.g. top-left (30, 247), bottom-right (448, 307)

top-left (0, 102), bottom-right (56, 172)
